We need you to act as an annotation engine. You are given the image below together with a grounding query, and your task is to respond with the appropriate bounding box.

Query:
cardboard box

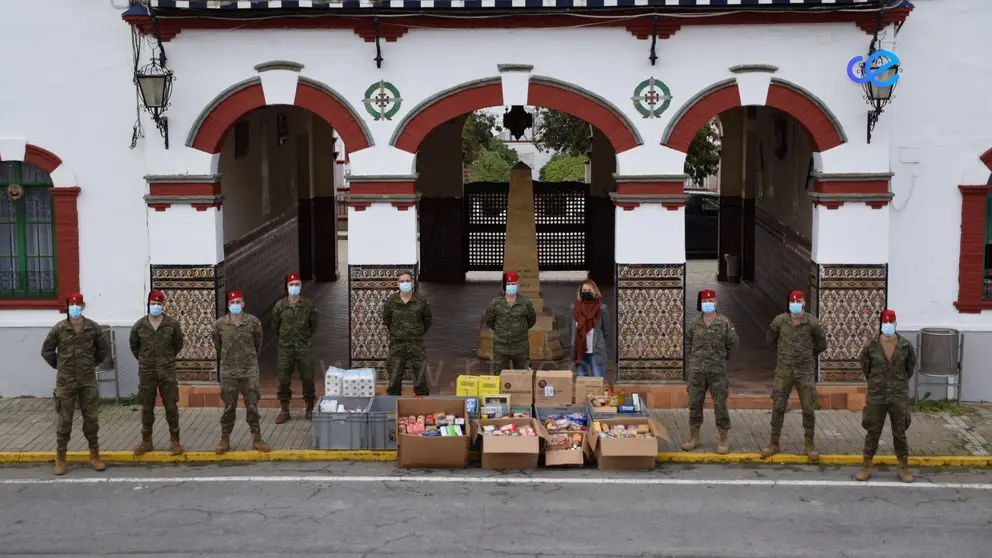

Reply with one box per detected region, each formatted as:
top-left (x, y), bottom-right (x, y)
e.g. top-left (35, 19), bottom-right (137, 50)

top-left (544, 432), bottom-right (589, 467)
top-left (534, 370), bottom-right (574, 406)
top-left (456, 375), bottom-right (479, 397)
top-left (499, 369), bottom-right (534, 406)
top-left (396, 398), bottom-right (470, 469)
top-left (478, 375), bottom-right (501, 397)
top-left (474, 418), bottom-right (547, 469)
top-left (574, 377), bottom-right (605, 404)
top-left (586, 418), bottom-right (670, 471)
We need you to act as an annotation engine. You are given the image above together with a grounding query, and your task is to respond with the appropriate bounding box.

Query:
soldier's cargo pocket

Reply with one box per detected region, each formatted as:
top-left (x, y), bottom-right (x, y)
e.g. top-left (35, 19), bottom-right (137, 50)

top-left (861, 406), bottom-right (869, 430)
top-left (53, 390), bottom-right (61, 414)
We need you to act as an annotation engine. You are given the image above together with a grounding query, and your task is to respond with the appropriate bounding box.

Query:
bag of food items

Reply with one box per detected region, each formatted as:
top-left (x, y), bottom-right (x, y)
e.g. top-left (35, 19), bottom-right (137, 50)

top-left (541, 412), bottom-right (589, 433)
top-left (547, 432), bottom-right (585, 450)
top-left (399, 413), bottom-right (466, 437)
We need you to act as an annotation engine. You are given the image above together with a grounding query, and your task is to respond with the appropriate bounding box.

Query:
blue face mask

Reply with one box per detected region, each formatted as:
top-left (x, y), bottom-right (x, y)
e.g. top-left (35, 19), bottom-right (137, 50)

top-left (288, 285), bottom-right (301, 297)
top-left (398, 281), bottom-right (413, 293)
top-left (505, 284), bottom-right (519, 296)
top-left (789, 303), bottom-right (803, 315)
top-left (229, 303), bottom-right (243, 315)
top-left (67, 305), bottom-right (82, 319)
top-left (149, 304), bottom-right (163, 317)
top-left (701, 302), bottom-right (716, 314)
top-left (881, 323), bottom-right (896, 337)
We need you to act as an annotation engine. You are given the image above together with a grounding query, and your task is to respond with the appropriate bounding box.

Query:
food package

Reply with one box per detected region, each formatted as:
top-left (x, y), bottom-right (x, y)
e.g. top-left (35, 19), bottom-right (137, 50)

top-left (480, 422), bottom-right (538, 437)
top-left (595, 423), bottom-right (653, 439)
top-left (547, 432), bottom-right (585, 450)
top-left (541, 412), bottom-right (589, 433)
top-left (398, 413), bottom-right (466, 437)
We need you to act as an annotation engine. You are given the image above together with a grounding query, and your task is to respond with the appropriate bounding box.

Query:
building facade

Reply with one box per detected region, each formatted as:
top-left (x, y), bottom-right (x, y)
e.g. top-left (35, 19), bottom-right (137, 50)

top-left (1, 0), bottom-right (990, 402)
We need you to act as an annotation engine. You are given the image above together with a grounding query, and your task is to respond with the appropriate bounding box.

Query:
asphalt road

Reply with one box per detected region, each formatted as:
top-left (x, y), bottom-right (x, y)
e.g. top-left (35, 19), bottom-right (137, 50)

top-left (1, 462), bottom-right (990, 557)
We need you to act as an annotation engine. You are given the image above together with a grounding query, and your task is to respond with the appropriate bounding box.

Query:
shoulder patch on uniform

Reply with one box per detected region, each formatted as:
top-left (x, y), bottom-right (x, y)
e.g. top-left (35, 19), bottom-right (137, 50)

top-left (729, 326), bottom-right (735, 331)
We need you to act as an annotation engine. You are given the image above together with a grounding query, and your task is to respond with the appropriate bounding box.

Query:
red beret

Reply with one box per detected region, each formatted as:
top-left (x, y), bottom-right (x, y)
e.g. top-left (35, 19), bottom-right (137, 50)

top-left (505, 271), bottom-right (519, 283)
top-left (66, 293), bottom-right (84, 304)
top-left (881, 309), bottom-right (896, 323)
top-left (227, 291), bottom-right (244, 302)
top-left (286, 272), bottom-right (301, 283)
top-left (700, 289), bottom-right (716, 300)
top-left (789, 290), bottom-right (805, 302)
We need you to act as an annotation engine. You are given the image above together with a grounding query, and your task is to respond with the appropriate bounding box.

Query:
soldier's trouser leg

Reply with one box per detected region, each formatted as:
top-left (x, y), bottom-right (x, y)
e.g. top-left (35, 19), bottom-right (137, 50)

top-left (159, 375), bottom-right (181, 439)
top-left (276, 350), bottom-right (294, 402)
top-left (241, 377), bottom-right (262, 434)
top-left (687, 371), bottom-right (708, 429)
top-left (509, 353), bottom-right (530, 371)
top-left (491, 352), bottom-right (512, 375)
top-left (296, 354), bottom-right (317, 403)
top-left (794, 371), bottom-right (817, 436)
top-left (77, 382), bottom-right (100, 450)
top-left (219, 378), bottom-right (240, 436)
top-left (137, 372), bottom-right (158, 436)
top-left (710, 374), bottom-right (731, 431)
top-left (769, 369), bottom-right (794, 436)
top-left (55, 384), bottom-right (78, 450)
top-left (406, 344), bottom-right (429, 396)
top-left (862, 402), bottom-right (887, 458)
top-left (889, 401), bottom-right (910, 459)
top-left (386, 346), bottom-right (408, 396)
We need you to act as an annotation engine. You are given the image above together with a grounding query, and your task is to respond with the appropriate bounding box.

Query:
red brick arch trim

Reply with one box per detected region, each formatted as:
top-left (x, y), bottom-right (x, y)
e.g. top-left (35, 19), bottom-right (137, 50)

top-left (662, 77), bottom-right (846, 154)
top-left (186, 76), bottom-right (374, 155)
top-left (0, 143), bottom-right (80, 311)
top-left (391, 76), bottom-right (643, 154)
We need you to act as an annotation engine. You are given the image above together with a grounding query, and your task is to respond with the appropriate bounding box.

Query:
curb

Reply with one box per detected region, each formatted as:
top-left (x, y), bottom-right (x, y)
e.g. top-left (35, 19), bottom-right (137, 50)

top-left (2, 451), bottom-right (990, 467)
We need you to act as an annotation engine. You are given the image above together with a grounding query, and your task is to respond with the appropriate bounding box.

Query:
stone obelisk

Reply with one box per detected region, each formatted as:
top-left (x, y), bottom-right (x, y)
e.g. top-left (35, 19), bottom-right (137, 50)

top-left (478, 162), bottom-right (564, 361)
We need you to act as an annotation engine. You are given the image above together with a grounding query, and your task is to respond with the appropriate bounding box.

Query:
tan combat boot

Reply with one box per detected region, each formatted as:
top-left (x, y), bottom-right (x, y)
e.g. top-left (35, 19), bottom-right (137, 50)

top-left (716, 429), bottom-right (730, 455)
top-left (252, 432), bottom-right (272, 453)
top-left (215, 433), bottom-right (231, 455)
top-left (305, 399), bottom-right (315, 421)
top-left (89, 448), bottom-right (107, 472)
top-left (681, 426), bottom-right (701, 451)
top-left (855, 455), bottom-right (872, 481)
top-left (53, 449), bottom-right (68, 476)
top-left (896, 457), bottom-right (914, 483)
top-left (170, 437), bottom-right (185, 456)
top-left (275, 400), bottom-right (291, 425)
top-left (804, 436), bottom-right (820, 462)
top-left (760, 433), bottom-right (781, 459)
top-left (133, 433), bottom-right (153, 456)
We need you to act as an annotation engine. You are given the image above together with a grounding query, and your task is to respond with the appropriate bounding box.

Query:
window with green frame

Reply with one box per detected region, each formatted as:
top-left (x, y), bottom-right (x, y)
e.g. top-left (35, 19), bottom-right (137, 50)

top-left (0, 161), bottom-right (58, 299)
top-left (985, 173), bottom-right (992, 300)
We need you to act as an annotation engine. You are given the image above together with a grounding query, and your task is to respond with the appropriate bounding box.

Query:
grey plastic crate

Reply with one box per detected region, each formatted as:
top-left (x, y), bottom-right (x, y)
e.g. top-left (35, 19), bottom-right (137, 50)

top-left (586, 399), bottom-right (648, 420)
top-left (312, 396), bottom-right (372, 450)
top-left (368, 396), bottom-right (399, 450)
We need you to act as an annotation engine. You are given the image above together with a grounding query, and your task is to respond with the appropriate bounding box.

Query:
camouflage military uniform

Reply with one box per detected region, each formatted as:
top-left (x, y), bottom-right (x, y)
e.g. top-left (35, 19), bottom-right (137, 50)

top-left (383, 293), bottom-right (433, 396)
top-left (686, 314), bottom-right (740, 430)
top-left (485, 295), bottom-right (537, 374)
top-left (129, 315), bottom-right (185, 440)
top-left (271, 296), bottom-right (318, 404)
top-left (859, 335), bottom-right (916, 459)
top-left (211, 313), bottom-right (264, 435)
top-left (767, 312), bottom-right (828, 437)
top-left (41, 318), bottom-right (111, 451)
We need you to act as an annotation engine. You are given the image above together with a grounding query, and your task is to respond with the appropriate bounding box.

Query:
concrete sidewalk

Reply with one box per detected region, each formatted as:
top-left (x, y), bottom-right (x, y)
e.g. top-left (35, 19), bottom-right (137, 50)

top-left (2, 397), bottom-right (990, 462)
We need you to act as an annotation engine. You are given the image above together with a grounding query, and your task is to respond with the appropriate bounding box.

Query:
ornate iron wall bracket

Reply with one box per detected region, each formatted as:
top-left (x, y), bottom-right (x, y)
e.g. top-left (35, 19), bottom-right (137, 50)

top-left (373, 14), bottom-right (384, 69)
top-left (649, 15), bottom-right (659, 66)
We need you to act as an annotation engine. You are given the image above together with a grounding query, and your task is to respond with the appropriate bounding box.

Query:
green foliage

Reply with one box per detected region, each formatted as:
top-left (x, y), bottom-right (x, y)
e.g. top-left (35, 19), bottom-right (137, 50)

top-left (468, 149), bottom-right (512, 182)
top-left (539, 153), bottom-right (586, 182)
top-left (684, 119), bottom-right (721, 187)
top-left (489, 141), bottom-right (520, 167)
top-left (533, 109), bottom-right (591, 156)
top-left (462, 111), bottom-right (503, 165)
top-left (911, 392), bottom-right (978, 416)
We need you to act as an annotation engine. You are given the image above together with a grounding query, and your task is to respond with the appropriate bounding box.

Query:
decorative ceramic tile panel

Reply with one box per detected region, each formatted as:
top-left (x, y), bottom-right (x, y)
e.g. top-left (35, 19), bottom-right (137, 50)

top-left (616, 264), bottom-right (686, 383)
top-left (151, 264), bottom-right (222, 383)
top-left (349, 265), bottom-right (417, 382)
top-left (816, 264), bottom-right (887, 383)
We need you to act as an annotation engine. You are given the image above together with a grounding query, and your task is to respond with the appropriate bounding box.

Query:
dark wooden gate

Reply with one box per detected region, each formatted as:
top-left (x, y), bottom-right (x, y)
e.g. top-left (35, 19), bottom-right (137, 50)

top-left (463, 181), bottom-right (588, 271)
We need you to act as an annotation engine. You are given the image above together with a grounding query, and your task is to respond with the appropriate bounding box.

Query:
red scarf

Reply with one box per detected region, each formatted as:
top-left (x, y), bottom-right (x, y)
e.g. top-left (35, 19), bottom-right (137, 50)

top-left (573, 299), bottom-right (601, 362)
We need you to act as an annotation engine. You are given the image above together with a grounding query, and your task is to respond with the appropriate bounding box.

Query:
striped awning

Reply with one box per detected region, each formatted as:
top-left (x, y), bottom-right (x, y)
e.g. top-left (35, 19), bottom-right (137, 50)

top-left (143, 0), bottom-right (911, 10)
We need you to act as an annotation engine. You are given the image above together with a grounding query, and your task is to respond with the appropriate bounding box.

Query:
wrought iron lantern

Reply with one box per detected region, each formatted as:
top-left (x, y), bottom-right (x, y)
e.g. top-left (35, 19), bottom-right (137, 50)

top-left (859, 51), bottom-right (900, 144)
top-left (135, 56), bottom-right (175, 149)
top-left (503, 106), bottom-right (533, 141)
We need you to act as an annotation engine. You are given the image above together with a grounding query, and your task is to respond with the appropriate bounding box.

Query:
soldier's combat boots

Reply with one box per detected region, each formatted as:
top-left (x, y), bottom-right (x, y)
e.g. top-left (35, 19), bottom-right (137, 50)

top-left (275, 400), bottom-right (291, 425)
top-left (215, 433), bottom-right (231, 455)
top-left (896, 457), bottom-right (914, 483)
top-left (760, 433), bottom-right (781, 459)
top-left (89, 449), bottom-right (107, 472)
top-left (133, 433), bottom-right (154, 456)
top-left (804, 436), bottom-right (820, 462)
top-left (305, 398), bottom-right (315, 421)
top-left (53, 449), bottom-right (67, 476)
top-left (252, 432), bottom-right (272, 453)
top-left (170, 437), bottom-right (185, 456)
top-left (681, 426), bottom-right (701, 451)
top-left (855, 455), bottom-right (873, 481)
top-left (716, 429), bottom-right (730, 455)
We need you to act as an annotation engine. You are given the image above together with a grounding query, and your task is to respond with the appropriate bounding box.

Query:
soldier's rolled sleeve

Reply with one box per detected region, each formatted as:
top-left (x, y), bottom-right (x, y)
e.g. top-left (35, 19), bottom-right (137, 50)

top-left (174, 322), bottom-right (185, 356)
top-left (129, 324), bottom-right (141, 359)
top-left (725, 319), bottom-right (740, 356)
top-left (94, 324), bottom-right (111, 364)
top-left (766, 317), bottom-right (781, 346)
top-left (309, 306), bottom-right (318, 333)
top-left (422, 302), bottom-right (433, 332)
top-left (525, 302), bottom-right (537, 329)
top-left (484, 300), bottom-right (496, 330)
top-left (41, 327), bottom-right (59, 369)
top-left (253, 321), bottom-right (263, 354)
top-left (812, 322), bottom-right (828, 355)
top-left (905, 343), bottom-right (917, 379)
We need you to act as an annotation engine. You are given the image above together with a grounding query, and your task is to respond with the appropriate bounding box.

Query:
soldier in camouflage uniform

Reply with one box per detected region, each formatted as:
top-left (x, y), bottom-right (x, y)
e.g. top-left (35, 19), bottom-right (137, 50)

top-left (761, 290), bottom-right (829, 461)
top-left (211, 291), bottom-right (271, 454)
top-left (272, 272), bottom-right (319, 423)
top-left (129, 290), bottom-right (186, 456)
top-left (856, 309), bottom-right (916, 483)
top-left (484, 271), bottom-right (537, 374)
top-left (682, 289), bottom-right (740, 454)
top-left (40, 292), bottom-right (111, 476)
top-left (383, 271), bottom-right (433, 396)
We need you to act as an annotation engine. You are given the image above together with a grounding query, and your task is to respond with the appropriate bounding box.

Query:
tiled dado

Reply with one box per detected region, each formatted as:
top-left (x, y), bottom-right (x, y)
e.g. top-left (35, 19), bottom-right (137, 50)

top-left (615, 264), bottom-right (686, 383)
top-left (349, 264), bottom-right (418, 382)
top-left (619, 385), bottom-right (867, 410)
top-left (150, 264), bottom-right (225, 383)
top-left (814, 263), bottom-right (887, 383)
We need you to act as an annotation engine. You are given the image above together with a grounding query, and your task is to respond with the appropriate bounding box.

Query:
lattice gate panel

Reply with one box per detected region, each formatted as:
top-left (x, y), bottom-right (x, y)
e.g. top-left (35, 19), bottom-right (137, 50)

top-left (464, 183), bottom-right (508, 271)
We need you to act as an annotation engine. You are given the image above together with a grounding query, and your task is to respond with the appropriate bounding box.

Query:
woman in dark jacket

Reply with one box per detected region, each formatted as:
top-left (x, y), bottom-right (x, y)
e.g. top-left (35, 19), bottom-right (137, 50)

top-left (570, 280), bottom-right (610, 378)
